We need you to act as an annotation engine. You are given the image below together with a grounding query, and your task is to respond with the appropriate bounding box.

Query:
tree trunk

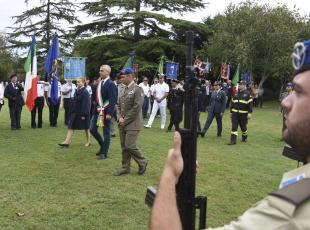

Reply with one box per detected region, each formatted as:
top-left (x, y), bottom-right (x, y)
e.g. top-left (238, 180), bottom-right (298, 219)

top-left (133, 0), bottom-right (141, 41)
top-left (259, 74), bottom-right (268, 88)
top-left (46, 0), bottom-right (51, 50)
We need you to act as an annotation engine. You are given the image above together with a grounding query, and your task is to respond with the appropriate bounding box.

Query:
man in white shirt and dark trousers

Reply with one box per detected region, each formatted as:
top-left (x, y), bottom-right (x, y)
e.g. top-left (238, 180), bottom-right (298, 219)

top-left (31, 76), bottom-right (46, 128)
top-left (139, 76), bottom-right (150, 118)
top-left (144, 75), bottom-right (169, 129)
top-left (61, 79), bottom-right (76, 125)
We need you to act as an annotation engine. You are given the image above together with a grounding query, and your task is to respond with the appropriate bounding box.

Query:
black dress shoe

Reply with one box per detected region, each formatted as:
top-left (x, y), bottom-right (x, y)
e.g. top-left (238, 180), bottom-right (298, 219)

top-left (58, 143), bottom-right (69, 148)
top-left (98, 154), bottom-right (107, 160)
top-left (95, 149), bottom-right (102, 156)
top-left (199, 132), bottom-right (205, 138)
top-left (138, 161), bottom-right (148, 175)
top-left (227, 142), bottom-right (236, 145)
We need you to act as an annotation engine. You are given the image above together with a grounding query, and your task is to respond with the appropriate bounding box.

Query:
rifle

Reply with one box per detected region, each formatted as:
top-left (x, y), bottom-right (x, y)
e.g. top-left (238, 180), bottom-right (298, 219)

top-left (282, 145), bottom-right (306, 166)
top-left (145, 31), bottom-right (208, 230)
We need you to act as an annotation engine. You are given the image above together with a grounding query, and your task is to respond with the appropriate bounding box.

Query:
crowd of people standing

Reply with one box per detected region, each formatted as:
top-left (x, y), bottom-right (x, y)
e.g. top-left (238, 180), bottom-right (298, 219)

top-left (1, 64), bottom-right (271, 175)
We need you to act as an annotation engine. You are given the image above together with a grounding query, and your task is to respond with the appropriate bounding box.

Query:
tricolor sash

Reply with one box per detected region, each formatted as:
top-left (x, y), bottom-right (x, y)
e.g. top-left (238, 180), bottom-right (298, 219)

top-left (96, 80), bottom-right (109, 127)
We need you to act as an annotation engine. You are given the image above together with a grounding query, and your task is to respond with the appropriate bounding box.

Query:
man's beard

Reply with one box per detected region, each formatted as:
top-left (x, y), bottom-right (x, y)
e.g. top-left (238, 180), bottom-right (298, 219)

top-left (283, 119), bottom-right (310, 162)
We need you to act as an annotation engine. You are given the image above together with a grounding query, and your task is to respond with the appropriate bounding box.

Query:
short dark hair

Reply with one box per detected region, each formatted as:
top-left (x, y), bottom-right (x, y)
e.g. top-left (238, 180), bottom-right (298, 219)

top-left (10, 74), bottom-right (17, 79)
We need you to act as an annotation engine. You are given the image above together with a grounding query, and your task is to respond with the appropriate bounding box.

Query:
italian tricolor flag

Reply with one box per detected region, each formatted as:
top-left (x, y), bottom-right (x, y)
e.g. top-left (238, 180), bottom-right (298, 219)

top-left (24, 36), bottom-right (38, 111)
top-left (231, 63), bottom-right (240, 96)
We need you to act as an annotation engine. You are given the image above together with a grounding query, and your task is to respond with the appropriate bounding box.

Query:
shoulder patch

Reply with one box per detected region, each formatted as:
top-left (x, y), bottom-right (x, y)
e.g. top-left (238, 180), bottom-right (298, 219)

top-left (270, 178), bottom-right (310, 207)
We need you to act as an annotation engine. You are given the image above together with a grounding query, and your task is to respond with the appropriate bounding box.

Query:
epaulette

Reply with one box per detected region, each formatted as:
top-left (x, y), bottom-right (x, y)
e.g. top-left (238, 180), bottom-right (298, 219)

top-left (270, 178), bottom-right (310, 207)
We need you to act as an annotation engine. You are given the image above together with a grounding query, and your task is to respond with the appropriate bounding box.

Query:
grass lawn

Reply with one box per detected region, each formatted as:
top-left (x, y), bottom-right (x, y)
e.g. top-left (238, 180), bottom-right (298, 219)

top-left (0, 101), bottom-right (295, 229)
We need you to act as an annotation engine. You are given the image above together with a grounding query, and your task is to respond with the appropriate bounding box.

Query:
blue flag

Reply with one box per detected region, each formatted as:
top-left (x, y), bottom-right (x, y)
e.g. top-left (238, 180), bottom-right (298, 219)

top-left (166, 62), bottom-right (179, 80)
top-left (45, 33), bottom-right (60, 105)
top-left (123, 51), bottom-right (134, 69)
top-left (242, 71), bottom-right (251, 84)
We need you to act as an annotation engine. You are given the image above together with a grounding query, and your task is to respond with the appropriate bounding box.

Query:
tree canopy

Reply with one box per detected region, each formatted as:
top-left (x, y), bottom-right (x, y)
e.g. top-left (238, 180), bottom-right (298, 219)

top-left (204, 2), bottom-right (310, 86)
top-left (8, 0), bottom-right (79, 55)
top-left (76, 0), bottom-right (205, 41)
top-left (0, 33), bottom-right (14, 81)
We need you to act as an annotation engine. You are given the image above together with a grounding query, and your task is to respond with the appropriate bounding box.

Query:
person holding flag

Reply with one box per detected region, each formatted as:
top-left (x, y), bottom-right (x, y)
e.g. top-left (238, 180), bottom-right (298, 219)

top-left (31, 75), bottom-right (47, 129)
top-left (44, 33), bottom-right (61, 127)
top-left (90, 65), bottom-right (117, 160)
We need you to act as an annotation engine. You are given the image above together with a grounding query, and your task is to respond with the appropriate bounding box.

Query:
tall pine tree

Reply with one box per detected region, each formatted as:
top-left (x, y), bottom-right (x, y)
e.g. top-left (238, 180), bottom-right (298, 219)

top-left (76, 0), bottom-right (205, 41)
top-left (8, 0), bottom-right (79, 55)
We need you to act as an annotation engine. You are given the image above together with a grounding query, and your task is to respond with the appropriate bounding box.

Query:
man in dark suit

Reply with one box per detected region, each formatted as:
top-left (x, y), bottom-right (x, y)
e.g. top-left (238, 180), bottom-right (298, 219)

top-left (4, 74), bottom-right (25, 130)
top-left (90, 65), bottom-right (118, 160)
top-left (199, 81), bottom-right (226, 137)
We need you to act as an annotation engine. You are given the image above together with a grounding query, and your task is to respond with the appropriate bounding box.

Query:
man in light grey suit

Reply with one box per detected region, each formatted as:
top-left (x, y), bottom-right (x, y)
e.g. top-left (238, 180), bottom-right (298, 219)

top-left (114, 68), bottom-right (148, 176)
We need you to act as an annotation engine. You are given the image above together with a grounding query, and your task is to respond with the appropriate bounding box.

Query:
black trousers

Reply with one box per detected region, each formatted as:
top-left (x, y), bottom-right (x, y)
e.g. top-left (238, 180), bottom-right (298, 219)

top-left (63, 98), bottom-right (73, 125)
top-left (9, 105), bottom-right (22, 129)
top-left (231, 113), bottom-right (248, 142)
top-left (31, 97), bottom-right (44, 128)
top-left (48, 98), bottom-right (60, 127)
top-left (167, 107), bottom-right (183, 131)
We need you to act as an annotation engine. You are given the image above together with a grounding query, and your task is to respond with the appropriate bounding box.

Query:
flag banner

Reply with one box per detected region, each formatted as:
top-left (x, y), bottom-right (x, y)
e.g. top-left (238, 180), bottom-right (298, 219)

top-left (194, 58), bottom-right (211, 75)
top-left (123, 51), bottom-right (134, 69)
top-left (232, 64), bottom-right (240, 95)
top-left (157, 56), bottom-right (165, 75)
top-left (45, 33), bottom-right (60, 105)
top-left (166, 62), bottom-right (179, 80)
top-left (24, 36), bottom-right (37, 111)
top-left (242, 71), bottom-right (251, 84)
top-left (133, 64), bottom-right (139, 79)
top-left (64, 57), bottom-right (86, 80)
top-left (227, 64), bottom-right (231, 80)
top-left (221, 63), bottom-right (229, 81)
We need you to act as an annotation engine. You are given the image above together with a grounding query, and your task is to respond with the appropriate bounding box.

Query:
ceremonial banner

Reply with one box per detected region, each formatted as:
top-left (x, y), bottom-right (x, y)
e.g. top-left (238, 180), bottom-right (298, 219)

top-left (242, 71), bottom-right (251, 84)
top-left (133, 64), bottom-right (139, 79)
top-left (231, 64), bottom-right (240, 95)
top-left (64, 57), bottom-right (86, 80)
top-left (24, 36), bottom-right (37, 111)
top-left (123, 51), bottom-right (134, 69)
top-left (45, 33), bottom-right (60, 105)
top-left (157, 56), bottom-right (164, 75)
top-left (166, 62), bottom-right (179, 80)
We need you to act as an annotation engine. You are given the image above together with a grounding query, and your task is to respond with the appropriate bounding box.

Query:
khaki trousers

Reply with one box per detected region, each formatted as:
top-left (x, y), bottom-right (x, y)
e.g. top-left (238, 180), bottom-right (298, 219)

top-left (119, 129), bottom-right (146, 170)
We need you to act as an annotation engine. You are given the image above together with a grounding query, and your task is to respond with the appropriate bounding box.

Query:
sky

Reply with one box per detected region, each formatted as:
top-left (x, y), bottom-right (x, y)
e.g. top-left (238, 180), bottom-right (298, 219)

top-left (0, 0), bottom-right (310, 33)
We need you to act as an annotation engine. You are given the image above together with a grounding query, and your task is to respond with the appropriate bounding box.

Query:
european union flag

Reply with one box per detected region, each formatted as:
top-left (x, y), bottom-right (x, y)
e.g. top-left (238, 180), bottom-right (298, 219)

top-left (45, 33), bottom-right (60, 105)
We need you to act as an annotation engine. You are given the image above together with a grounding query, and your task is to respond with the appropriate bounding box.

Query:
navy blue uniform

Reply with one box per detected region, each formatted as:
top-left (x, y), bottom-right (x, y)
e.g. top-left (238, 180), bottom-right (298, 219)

top-left (200, 89), bottom-right (226, 137)
top-left (4, 82), bottom-right (24, 129)
top-left (90, 78), bottom-right (117, 158)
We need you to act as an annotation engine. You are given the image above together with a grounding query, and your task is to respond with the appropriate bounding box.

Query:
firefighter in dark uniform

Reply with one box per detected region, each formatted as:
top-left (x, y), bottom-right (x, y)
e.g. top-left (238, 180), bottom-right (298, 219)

top-left (228, 80), bottom-right (252, 145)
top-left (167, 79), bottom-right (184, 132)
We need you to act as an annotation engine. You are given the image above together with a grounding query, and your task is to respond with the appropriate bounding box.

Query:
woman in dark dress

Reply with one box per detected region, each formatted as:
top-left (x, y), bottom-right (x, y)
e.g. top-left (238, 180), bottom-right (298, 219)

top-left (59, 77), bottom-right (91, 147)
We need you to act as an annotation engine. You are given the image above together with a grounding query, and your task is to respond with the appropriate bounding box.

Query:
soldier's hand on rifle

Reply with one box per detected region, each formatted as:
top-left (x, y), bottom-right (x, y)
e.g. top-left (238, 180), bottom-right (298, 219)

top-left (163, 132), bottom-right (183, 184)
top-left (247, 113), bottom-right (252, 120)
top-left (220, 113), bottom-right (224, 117)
